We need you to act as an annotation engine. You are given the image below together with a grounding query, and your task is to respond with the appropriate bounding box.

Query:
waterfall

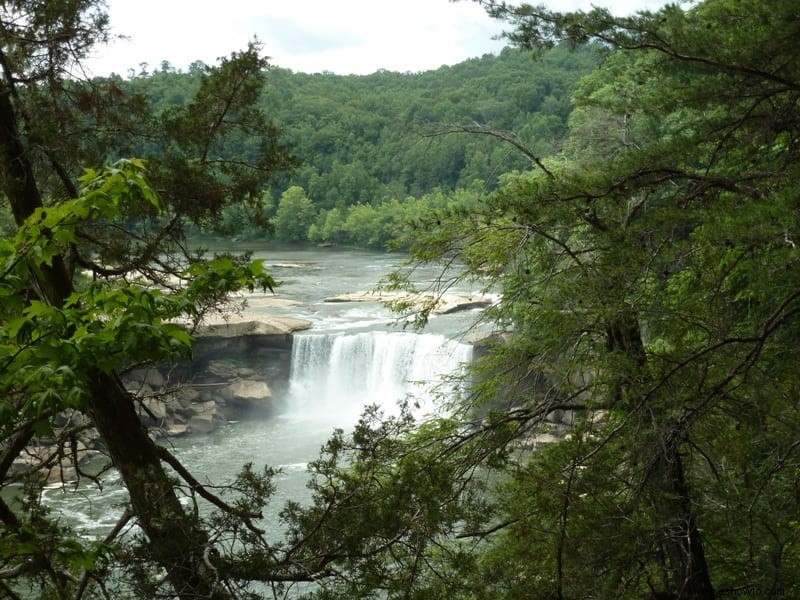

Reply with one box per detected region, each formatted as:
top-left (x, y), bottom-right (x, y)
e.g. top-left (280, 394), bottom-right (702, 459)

top-left (287, 331), bottom-right (472, 423)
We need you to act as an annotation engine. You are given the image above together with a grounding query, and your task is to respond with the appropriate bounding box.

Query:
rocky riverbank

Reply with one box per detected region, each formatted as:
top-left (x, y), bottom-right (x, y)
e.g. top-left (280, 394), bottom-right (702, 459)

top-left (15, 309), bottom-right (588, 485)
top-left (10, 314), bottom-right (312, 483)
top-left (127, 314), bottom-right (312, 437)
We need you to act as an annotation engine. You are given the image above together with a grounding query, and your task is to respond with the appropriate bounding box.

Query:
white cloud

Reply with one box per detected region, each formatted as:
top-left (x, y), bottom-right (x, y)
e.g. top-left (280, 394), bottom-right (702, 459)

top-left (87, 0), bottom-right (674, 76)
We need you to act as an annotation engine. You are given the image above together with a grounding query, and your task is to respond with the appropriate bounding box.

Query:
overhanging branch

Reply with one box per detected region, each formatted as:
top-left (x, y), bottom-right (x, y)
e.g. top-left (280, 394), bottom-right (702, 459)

top-left (425, 122), bottom-right (554, 178)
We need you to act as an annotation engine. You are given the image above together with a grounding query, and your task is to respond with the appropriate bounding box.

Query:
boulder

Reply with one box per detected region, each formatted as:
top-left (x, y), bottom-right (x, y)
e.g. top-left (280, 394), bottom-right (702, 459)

top-left (221, 380), bottom-right (274, 418)
top-left (187, 400), bottom-right (223, 434)
top-left (124, 381), bottom-right (154, 396)
top-left (173, 385), bottom-right (200, 408)
top-left (223, 380), bottom-right (272, 402)
top-left (53, 409), bottom-right (90, 429)
top-left (11, 437), bottom-right (98, 483)
top-left (140, 397), bottom-right (168, 421)
top-left (191, 399), bottom-right (218, 414)
top-left (126, 367), bottom-right (165, 389)
top-left (188, 414), bottom-right (216, 435)
top-left (166, 423), bottom-right (190, 437)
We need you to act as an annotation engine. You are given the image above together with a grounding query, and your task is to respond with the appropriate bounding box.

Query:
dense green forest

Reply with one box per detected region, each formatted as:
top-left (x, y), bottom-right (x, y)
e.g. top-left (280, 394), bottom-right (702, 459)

top-left (1, 0), bottom-right (799, 599)
top-left (113, 44), bottom-right (598, 246)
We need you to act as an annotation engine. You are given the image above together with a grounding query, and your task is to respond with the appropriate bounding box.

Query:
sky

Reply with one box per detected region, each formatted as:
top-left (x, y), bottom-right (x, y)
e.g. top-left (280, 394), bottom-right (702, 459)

top-left (86, 0), bottom-right (677, 77)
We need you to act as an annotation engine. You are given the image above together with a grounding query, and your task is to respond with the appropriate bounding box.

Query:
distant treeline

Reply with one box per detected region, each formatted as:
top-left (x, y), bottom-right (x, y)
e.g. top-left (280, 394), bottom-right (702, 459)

top-left (118, 45), bottom-right (598, 246)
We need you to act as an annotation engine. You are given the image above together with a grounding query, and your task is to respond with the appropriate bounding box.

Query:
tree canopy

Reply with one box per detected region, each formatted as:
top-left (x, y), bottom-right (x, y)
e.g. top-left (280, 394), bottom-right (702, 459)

top-left (355, 0), bottom-right (800, 597)
top-left (0, 2), bottom-right (292, 597)
top-left (238, 0), bottom-right (799, 597)
top-left (117, 43), bottom-right (599, 246)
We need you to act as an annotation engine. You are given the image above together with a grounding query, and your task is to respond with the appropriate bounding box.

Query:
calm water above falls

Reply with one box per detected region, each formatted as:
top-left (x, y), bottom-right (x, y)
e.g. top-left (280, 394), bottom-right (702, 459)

top-left (232, 244), bottom-right (487, 337)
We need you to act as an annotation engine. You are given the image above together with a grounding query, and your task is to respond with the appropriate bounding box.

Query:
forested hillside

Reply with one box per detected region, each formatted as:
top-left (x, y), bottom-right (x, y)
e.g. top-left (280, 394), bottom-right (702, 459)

top-left (117, 45), bottom-right (598, 245)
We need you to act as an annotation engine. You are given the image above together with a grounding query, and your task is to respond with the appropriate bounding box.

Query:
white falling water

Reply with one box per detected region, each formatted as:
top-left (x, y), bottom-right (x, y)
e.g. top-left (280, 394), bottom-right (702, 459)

top-left (287, 331), bottom-right (472, 423)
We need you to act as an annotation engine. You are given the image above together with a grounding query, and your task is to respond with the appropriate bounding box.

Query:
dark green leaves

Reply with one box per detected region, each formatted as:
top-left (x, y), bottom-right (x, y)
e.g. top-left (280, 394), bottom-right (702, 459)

top-left (0, 159), bottom-right (274, 429)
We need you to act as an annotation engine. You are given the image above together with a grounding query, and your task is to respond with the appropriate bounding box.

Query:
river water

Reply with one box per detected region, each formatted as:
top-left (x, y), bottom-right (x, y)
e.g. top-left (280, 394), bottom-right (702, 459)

top-left (41, 246), bottom-right (487, 551)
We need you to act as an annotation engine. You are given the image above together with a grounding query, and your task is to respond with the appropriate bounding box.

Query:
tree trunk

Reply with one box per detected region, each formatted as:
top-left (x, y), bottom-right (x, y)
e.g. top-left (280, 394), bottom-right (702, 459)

top-left (0, 79), bottom-right (225, 599)
top-left (649, 432), bottom-right (715, 599)
top-left (607, 310), bottom-right (714, 599)
top-left (87, 375), bottom-right (220, 597)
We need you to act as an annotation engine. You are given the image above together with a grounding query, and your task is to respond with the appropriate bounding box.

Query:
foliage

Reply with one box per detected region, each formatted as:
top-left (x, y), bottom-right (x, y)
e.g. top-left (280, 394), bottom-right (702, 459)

top-left (258, 0), bottom-right (800, 598)
top-left (152, 42), bottom-right (299, 225)
top-left (273, 185), bottom-right (318, 242)
top-left (0, 160), bottom-right (276, 597)
top-left (0, 3), bottom-right (290, 597)
top-left (0, 160), bottom-right (276, 430)
top-left (120, 43), bottom-right (598, 242)
top-left (267, 44), bottom-right (595, 207)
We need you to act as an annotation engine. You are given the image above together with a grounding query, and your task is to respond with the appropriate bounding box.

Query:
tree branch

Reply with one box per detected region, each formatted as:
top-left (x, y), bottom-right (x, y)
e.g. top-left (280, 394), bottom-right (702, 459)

top-left (156, 446), bottom-right (266, 535)
top-left (425, 122), bottom-right (554, 178)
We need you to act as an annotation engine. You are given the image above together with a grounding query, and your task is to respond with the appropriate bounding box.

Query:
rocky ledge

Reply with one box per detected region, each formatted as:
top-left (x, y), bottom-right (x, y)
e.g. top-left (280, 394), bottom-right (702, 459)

top-left (129, 314), bottom-right (313, 437)
top-left (194, 314), bottom-right (312, 337)
top-left (11, 313), bottom-right (313, 482)
top-left (126, 363), bottom-right (276, 437)
top-left (323, 290), bottom-right (494, 314)
top-left (190, 312), bottom-right (312, 355)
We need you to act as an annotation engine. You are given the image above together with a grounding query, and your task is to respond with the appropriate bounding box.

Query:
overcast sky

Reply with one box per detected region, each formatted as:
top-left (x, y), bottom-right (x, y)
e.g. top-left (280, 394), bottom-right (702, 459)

top-left (86, 0), bottom-right (677, 77)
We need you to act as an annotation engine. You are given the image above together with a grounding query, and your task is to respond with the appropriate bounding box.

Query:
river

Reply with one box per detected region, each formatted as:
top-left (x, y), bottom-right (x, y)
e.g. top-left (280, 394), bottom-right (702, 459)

top-left (41, 245), bottom-right (486, 555)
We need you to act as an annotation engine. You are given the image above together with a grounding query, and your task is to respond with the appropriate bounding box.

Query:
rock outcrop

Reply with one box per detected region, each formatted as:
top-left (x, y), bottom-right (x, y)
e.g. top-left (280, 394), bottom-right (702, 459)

top-left (195, 315), bottom-right (311, 338)
top-left (120, 315), bottom-right (311, 438)
top-left (192, 314), bottom-right (311, 354)
top-left (8, 410), bottom-right (102, 484)
top-left (144, 313), bottom-right (308, 435)
top-left (323, 290), bottom-right (494, 314)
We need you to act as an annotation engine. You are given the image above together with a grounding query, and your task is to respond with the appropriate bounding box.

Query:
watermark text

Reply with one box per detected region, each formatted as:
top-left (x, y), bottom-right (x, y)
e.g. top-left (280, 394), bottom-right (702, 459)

top-left (717, 587), bottom-right (784, 596)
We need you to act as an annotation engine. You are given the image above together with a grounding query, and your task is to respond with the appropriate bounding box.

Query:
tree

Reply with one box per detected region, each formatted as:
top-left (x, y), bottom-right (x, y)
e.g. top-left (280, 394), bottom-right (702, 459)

top-left (0, 2), bottom-right (295, 597)
top-left (394, 0), bottom-right (798, 596)
top-left (273, 185), bottom-right (317, 242)
top-left (309, 206), bottom-right (347, 244)
top-left (155, 41), bottom-right (298, 226)
top-left (258, 0), bottom-right (800, 597)
top-left (4, 1), bottom-right (798, 597)
top-left (0, 160), bottom-right (276, 598)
